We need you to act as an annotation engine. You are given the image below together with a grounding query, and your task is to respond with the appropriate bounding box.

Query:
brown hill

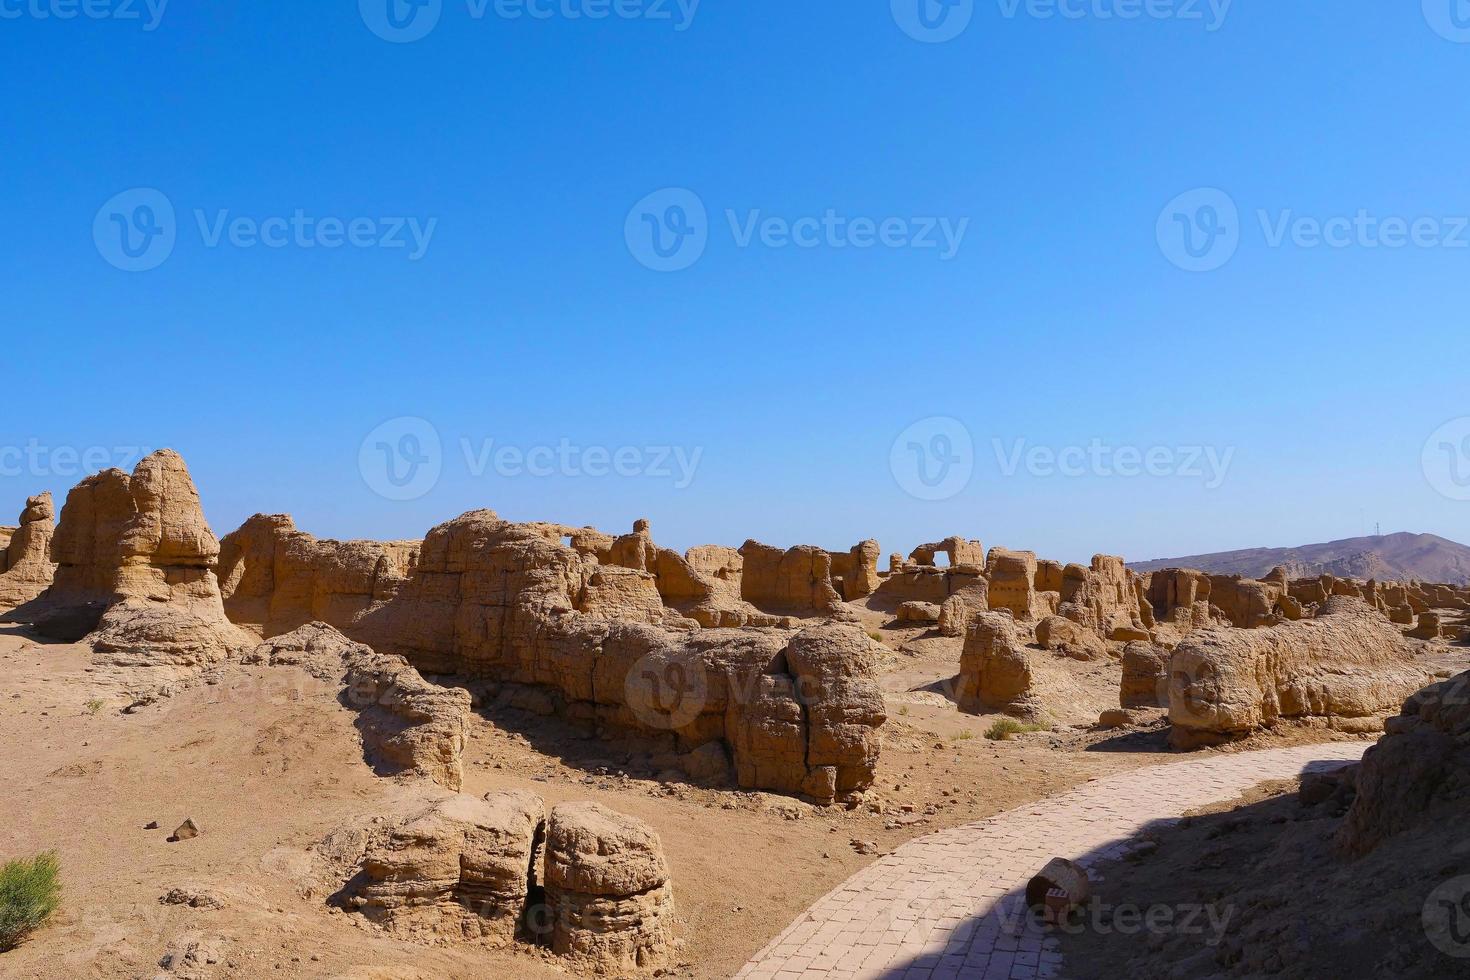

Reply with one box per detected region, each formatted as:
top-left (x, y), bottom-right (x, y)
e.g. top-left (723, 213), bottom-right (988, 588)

top-left (1128, 532), bottom-right (1470, 585)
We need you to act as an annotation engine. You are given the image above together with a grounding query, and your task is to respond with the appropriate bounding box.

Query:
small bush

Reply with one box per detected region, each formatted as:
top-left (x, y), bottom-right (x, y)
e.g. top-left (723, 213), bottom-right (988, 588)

top-left (85, 700), bottom-right (104, 715)
top-left (955, 730), bottom-right (974, 740)
top-left (866, 631), bottom-right (883, 642)
top-left (0, 852), bottom-right (61, 951)
top-left (984, 718), bottom-right (1046, 741)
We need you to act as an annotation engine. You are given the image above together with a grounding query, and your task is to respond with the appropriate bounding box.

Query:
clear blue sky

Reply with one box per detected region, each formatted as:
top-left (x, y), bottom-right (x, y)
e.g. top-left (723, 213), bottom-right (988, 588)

top-left (5, 1), bottom-right (1470, 563)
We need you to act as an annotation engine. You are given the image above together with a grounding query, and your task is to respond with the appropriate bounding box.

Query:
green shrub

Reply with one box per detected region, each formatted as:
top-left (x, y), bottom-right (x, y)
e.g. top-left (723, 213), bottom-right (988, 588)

top-left (984, 718), bottom-right (1046, 741)
top-left (0, 852), bottom-right (61, 951)
top-left (85, 699), bottom-right (104, 715)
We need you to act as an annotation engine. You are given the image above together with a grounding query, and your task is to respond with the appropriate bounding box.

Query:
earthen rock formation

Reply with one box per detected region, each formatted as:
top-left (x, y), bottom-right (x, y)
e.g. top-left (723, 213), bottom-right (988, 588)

top-left (1338, 669), bottom-right (1470, 855)
top-left (0, 492), bottom-right (56, 609)
top-left (222, 510), bottom-right (886, 803)
top-left (335, 790), bottom-right (545, 944)
top-left (896, 600), bottom-right (940, 624)
top-left (1168, 597), bottom-right (1428, 748)
top-left (218, 513), bottom-right (420, 637)
top-left (937, 579), bottom-right (990, 638)
top-left (985, 548), bottom-right (1039, 620)
top-left (330, 793), bottom-right (675, 973)
top-left (956, 610), bottom-right (1034, 717)
top-left (543, 802), bottom-right (675, 974)
top-left (736, 541), bottom-right (845, 616)
top-left (244, 623), bottom-right (471, 790)
top-left (1035, 615), bottom-right (1107, 661)
top-left (1119, 641), bottom-right (1171, 709)
top-left (7, 452), bottom-right (251, 668)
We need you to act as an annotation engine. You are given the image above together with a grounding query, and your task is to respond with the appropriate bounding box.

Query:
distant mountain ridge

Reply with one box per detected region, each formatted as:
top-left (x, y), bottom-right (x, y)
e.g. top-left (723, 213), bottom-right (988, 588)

top-left (1128, 532), bottom-right (1470, 585)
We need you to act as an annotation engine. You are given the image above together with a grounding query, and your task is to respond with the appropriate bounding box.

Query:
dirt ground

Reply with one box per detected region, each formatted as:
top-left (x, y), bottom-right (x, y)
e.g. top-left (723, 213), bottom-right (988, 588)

top-left (4, 607), bottom-right (1451, 980)
top-left (1056, 772), bottom-right (1470, 979)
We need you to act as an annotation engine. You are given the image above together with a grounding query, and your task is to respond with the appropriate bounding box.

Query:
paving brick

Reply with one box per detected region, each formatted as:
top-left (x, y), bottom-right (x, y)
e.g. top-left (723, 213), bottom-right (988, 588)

top-left (740, 744), bottom-right (1364, 978)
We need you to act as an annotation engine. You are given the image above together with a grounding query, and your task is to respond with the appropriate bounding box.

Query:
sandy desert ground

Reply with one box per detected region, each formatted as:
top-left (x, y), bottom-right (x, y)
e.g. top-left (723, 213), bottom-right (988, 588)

top-left (7, 597), bottom-right (1442, 980)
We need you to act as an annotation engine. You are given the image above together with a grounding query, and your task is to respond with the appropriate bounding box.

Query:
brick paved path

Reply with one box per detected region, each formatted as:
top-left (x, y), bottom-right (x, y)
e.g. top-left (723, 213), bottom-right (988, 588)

top-left (737, 743), bottom-right (1366, 980)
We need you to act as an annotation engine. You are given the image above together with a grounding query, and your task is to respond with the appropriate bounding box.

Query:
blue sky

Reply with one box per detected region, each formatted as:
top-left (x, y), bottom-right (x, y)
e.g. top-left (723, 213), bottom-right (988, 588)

top-left (5, 1), bottom-right (1470, 563)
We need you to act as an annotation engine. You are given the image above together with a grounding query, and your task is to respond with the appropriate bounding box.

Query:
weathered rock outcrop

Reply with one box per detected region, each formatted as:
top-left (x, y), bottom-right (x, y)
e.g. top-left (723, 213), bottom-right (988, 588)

top-left (1035, 615), bottom-right (1107, 661)
top-left (1057, 556), bottom-right (1146, 640)
top-left (986, 548), bottom-right (1040, 620)
top-left (908, 536), bottom-right (985, 570)
top-left (957, 610), bottom-right (1034, 716)
top-left (1119, 641), bottom-right (1171, 709)
top-left (218, 514), bottom-right (420, 636)
top-left (543, 802), bottom-right (675, 974)
top-left (0, 492), bottom-right (56, 609)
top-left (244, 623), bottom-right (471, 790)
top-left (829, 539), bottom-right (882, 600)
top-left (224, 510), bottom-right (885, 803)
top-left (1208, 574), bottom-right (1284, 629)
top-left (937, 580), bottom-right (990, 638)
top-left (737, 541), bottom-right (845, 615)
top-left (1144, 567), bottom-right (1216, 630)
top-left (333, 791), bottom-right (545, 943)
top-left (896, 600), bottom-right (940, 624)
top-left (330, 794), bottom-right (675, 973)
top-left (1168, 597), bottom-right (1428, 748)
top-left (8, 453), bottom-right (251, 666)
top-left (876, 560), bottom-right (986, 609)
top-left (1407, 611), bottom-right (1448, 641)
top-left (8, 467), bottom-right (132, 636)
top-left (1338, 670), bottom-right (1470, 856)
top-left (650, 543), bottom-right (759, 627)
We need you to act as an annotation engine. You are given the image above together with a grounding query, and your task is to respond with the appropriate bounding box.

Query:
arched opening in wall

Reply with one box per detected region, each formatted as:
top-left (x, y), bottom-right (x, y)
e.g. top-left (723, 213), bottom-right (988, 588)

top-left (933, 551), bottom-right (952, 569)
